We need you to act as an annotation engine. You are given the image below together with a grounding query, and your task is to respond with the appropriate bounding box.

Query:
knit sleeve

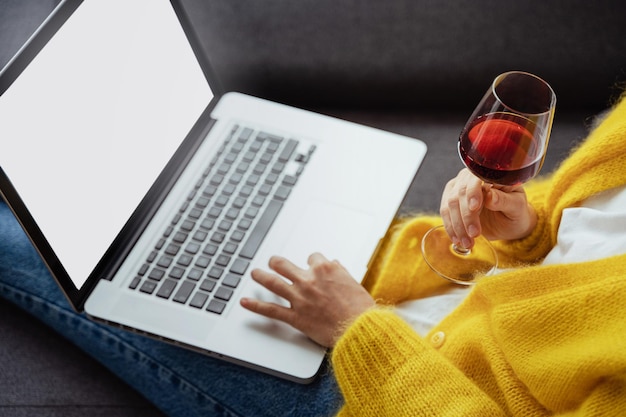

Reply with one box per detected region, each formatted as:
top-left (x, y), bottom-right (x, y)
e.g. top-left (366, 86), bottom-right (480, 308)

top-left (362, 215), bottom-right (457, 304)
top-left (331, 308), bottom-right (506, 417)
top-left (491, 176), bottom-right (556, 266)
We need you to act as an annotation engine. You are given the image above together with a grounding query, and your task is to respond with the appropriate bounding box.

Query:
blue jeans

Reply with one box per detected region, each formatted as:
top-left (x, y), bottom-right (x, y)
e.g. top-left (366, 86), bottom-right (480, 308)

top-left (0, 202), bottom-right (342, 417)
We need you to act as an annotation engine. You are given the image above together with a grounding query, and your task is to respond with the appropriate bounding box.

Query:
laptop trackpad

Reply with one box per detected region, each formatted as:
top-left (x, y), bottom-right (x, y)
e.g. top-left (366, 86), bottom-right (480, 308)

top-left (277, 200), bottom-right (375, 280)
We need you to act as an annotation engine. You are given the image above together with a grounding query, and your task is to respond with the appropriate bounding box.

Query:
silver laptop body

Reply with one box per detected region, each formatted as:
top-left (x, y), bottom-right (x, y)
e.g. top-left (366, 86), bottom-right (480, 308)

top-left (0, 0), bottom-right (426, 383)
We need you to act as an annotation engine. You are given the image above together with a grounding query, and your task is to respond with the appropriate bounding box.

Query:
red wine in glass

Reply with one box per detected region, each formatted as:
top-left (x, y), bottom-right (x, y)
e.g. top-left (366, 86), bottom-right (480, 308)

top-left (459, 112), bottom-right (545, 186)
top-left (422, 71), bottom-right (556, 285)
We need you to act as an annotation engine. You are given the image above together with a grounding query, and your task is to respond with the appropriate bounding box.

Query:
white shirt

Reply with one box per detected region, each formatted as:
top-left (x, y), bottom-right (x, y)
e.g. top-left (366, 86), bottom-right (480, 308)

top-left (396, 185), bottom-right (626, 336)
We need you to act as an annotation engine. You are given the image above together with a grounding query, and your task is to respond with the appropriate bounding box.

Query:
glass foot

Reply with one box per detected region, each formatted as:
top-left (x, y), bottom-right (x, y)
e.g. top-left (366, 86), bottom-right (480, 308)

top-left (421, 225), bottom-right (498, 285)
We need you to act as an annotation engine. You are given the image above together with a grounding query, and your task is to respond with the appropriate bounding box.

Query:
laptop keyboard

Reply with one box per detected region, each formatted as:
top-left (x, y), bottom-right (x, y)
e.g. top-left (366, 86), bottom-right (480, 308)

top-left (128, 124), bottom-right (315, 314)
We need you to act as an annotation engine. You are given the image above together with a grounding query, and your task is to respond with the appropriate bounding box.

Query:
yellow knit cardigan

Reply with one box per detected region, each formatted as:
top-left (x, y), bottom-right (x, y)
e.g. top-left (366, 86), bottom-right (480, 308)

top-left (331, 97), bottom-right (626, 416)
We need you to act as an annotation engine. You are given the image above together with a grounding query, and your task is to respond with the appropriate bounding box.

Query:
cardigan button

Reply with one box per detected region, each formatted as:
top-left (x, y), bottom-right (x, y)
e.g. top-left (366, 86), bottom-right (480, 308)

top-left (430, 331), bottom-right (446, 348)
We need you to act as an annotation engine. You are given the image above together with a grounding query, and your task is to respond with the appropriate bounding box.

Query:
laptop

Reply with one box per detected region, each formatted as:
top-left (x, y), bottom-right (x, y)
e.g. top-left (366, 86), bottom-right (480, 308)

top-left (0, 0), bottom-right (426, 383)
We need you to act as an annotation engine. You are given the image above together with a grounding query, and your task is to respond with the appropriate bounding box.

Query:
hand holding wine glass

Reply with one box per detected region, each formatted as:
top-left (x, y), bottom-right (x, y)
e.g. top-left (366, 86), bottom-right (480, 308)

top-left (422, 71), bottom-right (556, 285)
top-left (439, 168), bottom-right (538, 250)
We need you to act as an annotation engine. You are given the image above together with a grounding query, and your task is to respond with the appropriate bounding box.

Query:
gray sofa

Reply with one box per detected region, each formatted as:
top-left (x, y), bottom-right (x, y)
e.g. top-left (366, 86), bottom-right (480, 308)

top-left (1, 1), bottom-right (624, 416)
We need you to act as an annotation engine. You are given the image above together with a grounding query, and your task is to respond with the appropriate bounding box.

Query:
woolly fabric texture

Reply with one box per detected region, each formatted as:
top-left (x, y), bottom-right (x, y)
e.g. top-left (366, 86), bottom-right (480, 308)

top-left (331, 97), bottom-right (626, 416)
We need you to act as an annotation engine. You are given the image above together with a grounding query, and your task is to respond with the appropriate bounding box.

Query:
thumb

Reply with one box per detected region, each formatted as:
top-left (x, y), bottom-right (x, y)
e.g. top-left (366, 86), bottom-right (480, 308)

top-left (484, 187), bottom-right (520, 216)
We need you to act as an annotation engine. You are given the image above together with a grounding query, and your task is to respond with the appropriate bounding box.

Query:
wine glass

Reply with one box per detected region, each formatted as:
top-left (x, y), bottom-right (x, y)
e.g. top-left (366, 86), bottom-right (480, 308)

top-left (421, 71), bottom-right (556, 285)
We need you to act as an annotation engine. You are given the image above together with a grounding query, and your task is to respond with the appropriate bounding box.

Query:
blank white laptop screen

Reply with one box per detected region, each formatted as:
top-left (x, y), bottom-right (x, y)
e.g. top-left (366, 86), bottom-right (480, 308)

top-left (0, 0), bottom-right (212, 287)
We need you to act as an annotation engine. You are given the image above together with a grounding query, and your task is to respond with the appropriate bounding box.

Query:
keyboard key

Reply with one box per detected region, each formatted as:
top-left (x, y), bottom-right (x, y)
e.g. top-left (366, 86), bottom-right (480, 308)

top-left (187, 268), bottom-right (203, 281)
top-left (237, 161), bottom-right (250, 172)
top-left (129, 276), bottom-right (141, 290)
top-left (180, 220), bottom-right (196, 232)
top-left (196, 196), bottom-right (210, 208)
top-left (200, 218), bottom-right (215, 230)
top-left (199, 279), bottom-right (217, 292)
top-left (239, 185), bottom-right (253, 197)
top-left (230, 258), bottom-right (250, 275)
top-left (177, 254), bottom-right (193, 267)
top-left (203, 184), bottom-right (217, 196)
top-left (173, 281), bottom-right (195, 304)
top-left (156, 279), bottom-right (178, 299)
top-left (266, 141), bottom-right (280, 152)
top-left (210, 174), bottom-right (224, 186)
top-left (192, 230), bottom-right (208, 242)
top-left (215, 286), bottom-right (233, 301)
top-left (258, 184), bottom-right (272, 196)
top-left (203, 244), bottom-right (218, 256)
top-left (225, 208), bottom-right (240, 220)
top-left (208, 267), bottom-right (224, 279)
top-left (218, 220), bottom-right (233, 231)
top-left (195, 256), bottom-right (211, 269)
top-left (207, 299), bottom-right (227, 314)
top-left (223, 242), bottom-right (238, 254)
top-left (185, 242), bottom-right (201, 255)
top-left (165, 243), bottom-right (180, 256)
top-left (210, 232), bottom-right (225, 244)
top-left (251, 195), bottom-right (265, 207)
top-left (274, 186), bottom-right (291, 201)
top-left (169, 266), bottom-right (185, 280)
top-left (283, 175), bottom-right (297, 186)
top-left (238, 219), bottom-right (252, 230)
top-left (215, 195), bottom-right (229, 207)
top-left (189, 292), bottom-right (209, 309)
top-left (265, 173), bottom-right (279, 185)
top-left (148, 268), bottom-right (165, 281)
top-left (140, 280), bottom-right (157, 294)
top-left (230, 230), bottom-right (245, 242)
top-left (246, 174), bottom-right (260, 186)
top-left (223, 273), bottom-right (241, 288)
top-left (259, 153), bottom-right (272, 164)
top-left (216, 255), bottom-right (231, 267)
top-left (233, 197), bottom-right (246, 208)
top-left (244, 207), bottom-right (259, 219)
top-left (157, 255), bottom-right (174, 269)
top-left (188, 208), bottom-right (203, 219)
top-left (249, 139), bottom-right (263, 152)
top-left (138, 264), bottom-right (149, 276)
top-left (155, 238), bottom-right (166, 250)
top-left (173, 232), bottom-right (188, 244)
top-left (279, 138), bottom-right (299, 162)
top-left (147, 251), bottom-right (158, 263)
top-left (240, 200), bottom-right (283, 259)
top-left (239, 127), bottom-right (253, 141)
top-left (222, 183), bottom-right (236, 195)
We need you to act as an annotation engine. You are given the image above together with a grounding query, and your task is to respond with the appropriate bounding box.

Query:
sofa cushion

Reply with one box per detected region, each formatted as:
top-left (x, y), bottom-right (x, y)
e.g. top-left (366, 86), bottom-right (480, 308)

top-left (179, 0), bottom-right (626, 112)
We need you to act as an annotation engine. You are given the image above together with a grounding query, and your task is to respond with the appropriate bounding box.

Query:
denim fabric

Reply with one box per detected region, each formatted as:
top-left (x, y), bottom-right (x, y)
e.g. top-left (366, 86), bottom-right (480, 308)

top-left (0, 201), bottom-right (342, 417)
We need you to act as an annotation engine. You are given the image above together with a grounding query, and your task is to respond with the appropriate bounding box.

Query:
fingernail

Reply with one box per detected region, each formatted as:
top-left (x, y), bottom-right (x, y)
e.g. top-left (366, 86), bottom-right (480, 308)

top-left (461, 238), bottom-right (472, 248)
top-left (469, 197), bottom-right (479, 211)
top-left (468, 225), bottom-right (478, 237)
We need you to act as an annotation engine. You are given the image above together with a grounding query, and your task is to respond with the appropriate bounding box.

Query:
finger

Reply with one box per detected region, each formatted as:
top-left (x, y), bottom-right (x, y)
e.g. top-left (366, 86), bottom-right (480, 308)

top-left (307, 252), bottom-right (329, 267)
top-left (447, 181), bottom-right (470, 247)
top-left (250, 268), bottom-right (294, 300)
top-left (459, 177), bottom-right (485, 238)
top-left (440, 178), bottom-right (460, 245)
top-left (484, 186), bottom-right (524, 217)
top-left (267, 256), bottom-right (306, 284)
top-left (440, 198), bottom-right (456, 244)
top-left (240, 297), bottom-right (294, 324)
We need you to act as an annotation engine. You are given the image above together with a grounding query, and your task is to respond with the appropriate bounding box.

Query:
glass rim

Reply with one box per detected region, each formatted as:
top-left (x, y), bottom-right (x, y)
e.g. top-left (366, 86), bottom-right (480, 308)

top-left (491, 71), bottom-right (557, 116)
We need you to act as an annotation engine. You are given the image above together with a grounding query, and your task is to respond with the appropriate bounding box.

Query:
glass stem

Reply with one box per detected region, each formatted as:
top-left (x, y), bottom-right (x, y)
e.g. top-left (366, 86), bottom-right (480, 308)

top-left (452, 244), bottom-right (471, 256)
